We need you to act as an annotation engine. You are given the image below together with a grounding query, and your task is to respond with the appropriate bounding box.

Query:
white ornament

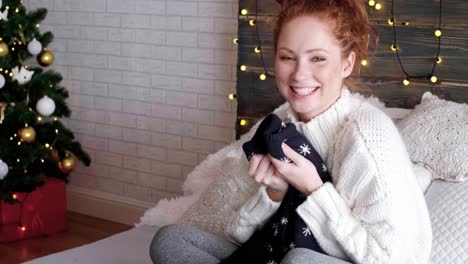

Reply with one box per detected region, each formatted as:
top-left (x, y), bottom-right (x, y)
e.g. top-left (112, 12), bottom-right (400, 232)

top-left (0, 159), bottom-right (8, 180)
top-left (0, 9), bottom-right (8, 22)
top-left (27, 38), bottom-right (43, 55)
top-left (36, 96), bottom-right (56, 116)
top-left (12, 66), bottom-right (34, 85)
top-left (0, 74), bottom-right (5, 89)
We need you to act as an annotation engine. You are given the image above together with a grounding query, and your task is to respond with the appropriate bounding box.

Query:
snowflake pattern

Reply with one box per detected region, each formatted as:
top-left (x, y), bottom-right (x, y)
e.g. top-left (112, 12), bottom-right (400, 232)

top-left (302, 227), bottom-right (312, 237)
top-left (273, 227), bottom-right (279, 236)
top-left (298, 144), bottom-right (311, 156)
top-left (322, 163), bottom-right (328, 172)
top-left (289, 242), bottom-right (296, 249)
top-left (280, 156), bottom-right (292, 163)
top-left (264, 243), bottom-right (273, 253)
top-left (280, 217), bottom-right (288, 225)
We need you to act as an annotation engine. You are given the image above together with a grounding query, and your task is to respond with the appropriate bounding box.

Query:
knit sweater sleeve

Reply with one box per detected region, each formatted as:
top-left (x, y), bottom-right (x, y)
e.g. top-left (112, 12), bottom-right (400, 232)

top-left (224, 185), bottom-right (281, 244)
top-left (297, 113), bottom-right (430, 263)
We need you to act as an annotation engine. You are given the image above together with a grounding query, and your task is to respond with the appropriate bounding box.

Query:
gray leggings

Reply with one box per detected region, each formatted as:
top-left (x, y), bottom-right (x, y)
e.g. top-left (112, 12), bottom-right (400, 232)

top-left (149, 224), bottom-right (352, 264)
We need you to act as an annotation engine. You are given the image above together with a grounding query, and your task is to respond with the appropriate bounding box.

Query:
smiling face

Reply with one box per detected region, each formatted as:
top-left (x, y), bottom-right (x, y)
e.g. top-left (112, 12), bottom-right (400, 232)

top-left (274, 15), bottom-right (355, 122)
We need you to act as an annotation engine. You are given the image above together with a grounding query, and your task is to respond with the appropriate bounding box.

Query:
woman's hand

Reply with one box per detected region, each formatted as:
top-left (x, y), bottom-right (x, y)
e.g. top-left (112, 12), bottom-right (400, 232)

top-left (269, 143), bottom-right (324, 196)
top-left (248, 154), bottom-right (289, 202)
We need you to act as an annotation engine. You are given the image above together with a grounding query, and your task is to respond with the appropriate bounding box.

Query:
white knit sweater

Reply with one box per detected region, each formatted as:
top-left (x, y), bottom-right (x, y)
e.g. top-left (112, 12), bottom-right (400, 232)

top-left (225, 89), bottom-right (432, 264)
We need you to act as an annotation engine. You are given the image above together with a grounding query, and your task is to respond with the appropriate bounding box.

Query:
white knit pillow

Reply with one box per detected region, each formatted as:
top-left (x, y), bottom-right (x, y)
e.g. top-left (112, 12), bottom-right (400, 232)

top-left (177, 155), bottom-right (257, 240)
top-left (397, 92), bottom-right (467, 182)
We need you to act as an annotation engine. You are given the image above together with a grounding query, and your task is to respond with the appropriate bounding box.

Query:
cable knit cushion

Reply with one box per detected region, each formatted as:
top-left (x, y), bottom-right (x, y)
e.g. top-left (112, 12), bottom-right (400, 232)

top-left (397, 92), bottom-right (468, 181)
top-left (425, 179), bottom-right (468, 263)
top-left (177, 154), bottom-right (257, 241)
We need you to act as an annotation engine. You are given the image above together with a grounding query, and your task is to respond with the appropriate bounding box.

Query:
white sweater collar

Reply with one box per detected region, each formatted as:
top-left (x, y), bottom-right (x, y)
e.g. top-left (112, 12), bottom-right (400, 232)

top-left (284, 88), bottom-right (358, 161)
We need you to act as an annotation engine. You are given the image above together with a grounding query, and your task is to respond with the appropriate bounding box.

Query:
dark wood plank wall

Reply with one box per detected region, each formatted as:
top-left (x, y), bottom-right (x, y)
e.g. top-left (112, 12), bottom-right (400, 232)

top-left (235, 0), bottom-right (468, 137)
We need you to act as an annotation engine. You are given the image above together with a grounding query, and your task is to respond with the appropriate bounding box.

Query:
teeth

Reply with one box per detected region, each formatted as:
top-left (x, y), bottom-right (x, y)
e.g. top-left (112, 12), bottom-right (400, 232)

top-left (292, 87), bottom-right (318, 96)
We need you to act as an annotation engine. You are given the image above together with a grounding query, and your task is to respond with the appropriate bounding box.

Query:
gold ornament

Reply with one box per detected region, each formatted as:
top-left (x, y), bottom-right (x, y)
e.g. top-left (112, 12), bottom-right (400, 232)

top-left (37, 50), bottom-right (54, 67)
top-left (0, 41), bottom-right (8, 57)
top-left (19, 126), bottom-right (36, 143)
top-left (58, 155), bottom-right (77, 173)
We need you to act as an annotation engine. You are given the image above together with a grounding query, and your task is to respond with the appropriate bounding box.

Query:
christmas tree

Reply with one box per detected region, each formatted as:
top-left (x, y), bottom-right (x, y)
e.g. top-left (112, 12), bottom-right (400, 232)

top-left (0, 0), bottom-right (91, 203)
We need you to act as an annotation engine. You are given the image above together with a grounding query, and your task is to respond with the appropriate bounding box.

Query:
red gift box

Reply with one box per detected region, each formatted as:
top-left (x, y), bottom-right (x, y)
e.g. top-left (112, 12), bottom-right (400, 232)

top-left (0, 178), bottom-right (67, 242)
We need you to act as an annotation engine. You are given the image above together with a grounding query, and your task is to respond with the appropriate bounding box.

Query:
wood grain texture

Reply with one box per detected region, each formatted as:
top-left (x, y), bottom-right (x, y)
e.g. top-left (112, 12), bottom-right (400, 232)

top-left (0, 211), bottom-right (131, 264)
top-left (236, 0), bottom-right (468, 136)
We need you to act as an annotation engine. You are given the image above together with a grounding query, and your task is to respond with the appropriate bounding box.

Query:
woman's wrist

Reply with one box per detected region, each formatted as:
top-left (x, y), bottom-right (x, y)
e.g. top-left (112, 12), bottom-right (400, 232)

top-left (266, 186), bottom-right (287, 202)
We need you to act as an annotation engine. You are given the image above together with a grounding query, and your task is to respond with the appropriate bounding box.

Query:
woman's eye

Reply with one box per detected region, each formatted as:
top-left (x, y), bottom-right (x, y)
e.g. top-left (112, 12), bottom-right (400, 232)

top-left (280, 56), bottom-right (295, 61)
top-left (311, 57), bottom-right (325, 62)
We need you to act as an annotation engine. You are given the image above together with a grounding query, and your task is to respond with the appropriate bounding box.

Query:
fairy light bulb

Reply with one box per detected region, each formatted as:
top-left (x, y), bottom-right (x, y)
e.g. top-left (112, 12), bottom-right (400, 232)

top-left (435, 57), bottom-right (442, 64)
top-left (388, 18), bottom-right (394, 25)
top-left (37, 116), bottom-right (42, 121)
top-left (430, 76), bottom-right (438, 83)
top-left (228, 94), bottom-right (236, 100)
top-left (12, 194), bottom-right (17, 200)
top-left (435, 29), bottom-right (442, 37)
top-left (254, 46), bottom-right (261, 54)
top-left (403, 22), bottom-right (410, 26)
top-left (360, 59), bottom-right (368, 66)
top-left (390, 44), bottom-right (397, 52)
top-left (259, 73), bottom-right (267, 80)
top-left (240, 119), bottom-right (247, 126)
top-left (375, 3), bottom-right (382, 10)
top-left (45, 143), bottom-right (50, 148)
top-left (21, 225), bottom-right (26, 232)
top-left (233, 38), bottom-right (238, 44)
top-left (249, 20), bottom-right (255, 26)
top-left (403, 78), bottom-right (410, 86)
top-left (240, 65), bottom-right (247, 71)
top-left (240, 9), bottom-right (248, 16)
top-left (368, 0), bottom-right (375, 7)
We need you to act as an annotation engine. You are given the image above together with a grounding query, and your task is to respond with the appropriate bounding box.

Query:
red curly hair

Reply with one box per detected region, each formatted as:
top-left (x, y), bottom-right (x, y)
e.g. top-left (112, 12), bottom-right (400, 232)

top-left (274, 0), bottom-right (377, 77)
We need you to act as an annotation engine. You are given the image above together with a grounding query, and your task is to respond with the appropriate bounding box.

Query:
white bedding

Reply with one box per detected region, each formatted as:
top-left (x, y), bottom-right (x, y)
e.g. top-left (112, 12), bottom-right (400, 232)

top-left (24, 225), bottom-right (160, 264)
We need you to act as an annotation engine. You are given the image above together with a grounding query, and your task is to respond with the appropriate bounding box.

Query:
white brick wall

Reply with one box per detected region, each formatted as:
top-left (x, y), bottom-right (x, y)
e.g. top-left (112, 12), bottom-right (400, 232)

top-left (25, 0), bottom-right (238, 204)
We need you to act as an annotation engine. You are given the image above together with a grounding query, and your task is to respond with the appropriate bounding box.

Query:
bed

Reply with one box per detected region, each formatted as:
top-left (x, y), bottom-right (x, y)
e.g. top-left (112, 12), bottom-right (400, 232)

top-left (26, 93), bottom-right (467, 264)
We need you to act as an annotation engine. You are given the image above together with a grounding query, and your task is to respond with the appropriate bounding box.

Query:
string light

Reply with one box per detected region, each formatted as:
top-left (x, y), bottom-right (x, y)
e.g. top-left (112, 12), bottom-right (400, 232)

top-left (240, 119), bottom-right (247, 126)
top-left (375, 3), bottom-right (382, 10)
top-left (403, 78), bottom-right (410, 86)
top-left (240, 9), bottom-right (248, 16)
top-left (45, 143), bottom-right (50, 148)
top-left (37, 116), bottom-right (43, 121)
top-left (368, 0), bottom-right (375, 7)
top-left (254, 46), bottom-right (261, 54)
top-left (233, 38), bottom-right (238, 44)
top-left (228, 94), bottom-right (237, 100)
top-left (390, 0), bottom-right (442, 84)
top-left (240, 65), bottom-right (247, 71)
top-left (20, 225), bottom-right (26, 232)
top-left (390, 44), bottom-right (397, 52)
top-left (387, 18), bottom-right (394, 25)
top-left (249, 20), bottom-right (255, 26)
top-left (259, 73), bottom-right (267, 80)
top-left (12, 194), bottom-right (17, 200)
top-left (360, 59), bottom-right (368, 66)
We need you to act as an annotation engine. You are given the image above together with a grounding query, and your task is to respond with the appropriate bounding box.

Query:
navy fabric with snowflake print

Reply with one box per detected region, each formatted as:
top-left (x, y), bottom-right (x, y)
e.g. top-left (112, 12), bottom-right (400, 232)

top-left (221, 114), bottom-right (332, 264)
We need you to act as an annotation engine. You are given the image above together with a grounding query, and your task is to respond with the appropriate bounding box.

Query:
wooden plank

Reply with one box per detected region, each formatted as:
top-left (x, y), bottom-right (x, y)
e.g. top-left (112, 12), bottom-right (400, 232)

top-left (239, 0), bottom-right (468, 27)
top-left (367, 0), bottom-right (468, 27)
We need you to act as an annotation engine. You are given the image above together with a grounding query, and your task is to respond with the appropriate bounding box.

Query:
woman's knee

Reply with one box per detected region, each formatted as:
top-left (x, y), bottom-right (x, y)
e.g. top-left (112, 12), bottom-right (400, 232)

top-left (149, 224), bottom-right (188, 263)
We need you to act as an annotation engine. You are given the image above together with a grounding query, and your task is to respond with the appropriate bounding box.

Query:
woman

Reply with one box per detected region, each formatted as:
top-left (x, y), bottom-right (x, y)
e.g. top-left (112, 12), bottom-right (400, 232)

top-left (150, 0), bottom-right (432, 263)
